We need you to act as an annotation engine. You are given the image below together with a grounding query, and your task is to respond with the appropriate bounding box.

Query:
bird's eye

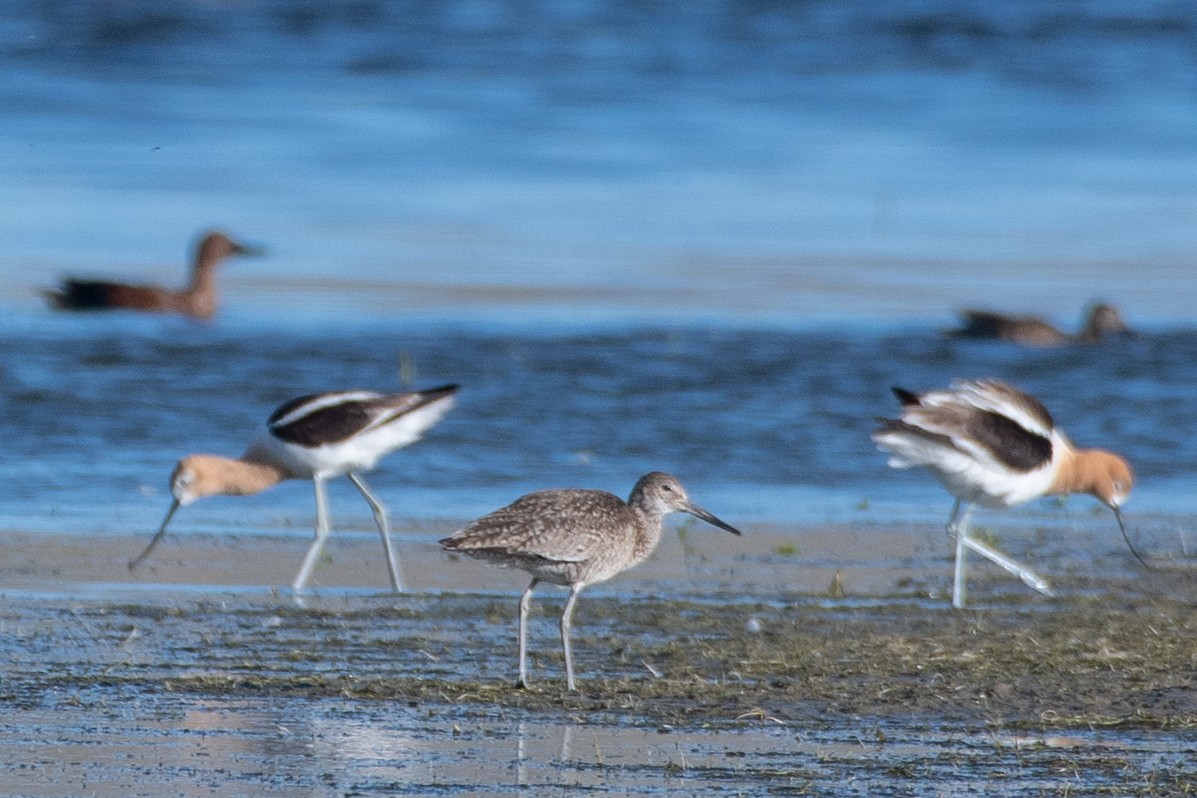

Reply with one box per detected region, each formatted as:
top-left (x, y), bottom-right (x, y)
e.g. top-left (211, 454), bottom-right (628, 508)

top-left (661, 484), bottom-right (673, 492)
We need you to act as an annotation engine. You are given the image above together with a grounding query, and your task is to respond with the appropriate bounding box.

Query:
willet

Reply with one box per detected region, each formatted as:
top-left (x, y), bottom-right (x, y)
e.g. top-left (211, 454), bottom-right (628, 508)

top-left (950, 303), bottom-right (1132, 347)
top-left (440, 471), bottom-right (742, 691)
top-left (873, 379), bottom-right (1142, 608)
top-left (129, 384), bottom-right (458, 592)
top-left (44, 230), bottom-right (263, 319)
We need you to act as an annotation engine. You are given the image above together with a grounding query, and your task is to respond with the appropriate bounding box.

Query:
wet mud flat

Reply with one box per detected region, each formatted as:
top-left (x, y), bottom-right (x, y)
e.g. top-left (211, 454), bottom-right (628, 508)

top-left (1, 525), bottom-right (1196, 796)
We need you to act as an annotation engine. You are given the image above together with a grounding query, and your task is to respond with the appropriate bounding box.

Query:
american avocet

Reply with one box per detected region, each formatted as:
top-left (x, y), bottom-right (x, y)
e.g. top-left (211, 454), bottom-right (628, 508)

top-left (950, 303), bottom-right (1132, 347)
top-left (129, 384), bottom-right (458, 593)
top-left (873, 379), bottom-right (1142, 608)
top-left (44, 230), bottom-right (262, 319)
top-left (440, 472), bottom-right (742, 691)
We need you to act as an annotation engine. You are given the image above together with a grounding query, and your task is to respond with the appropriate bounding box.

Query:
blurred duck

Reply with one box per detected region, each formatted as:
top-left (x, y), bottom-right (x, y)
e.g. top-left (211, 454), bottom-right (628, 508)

top-left (44, 230), bottom-right (262, 320)
top-left (950, 302), bottom-right (1132, 347)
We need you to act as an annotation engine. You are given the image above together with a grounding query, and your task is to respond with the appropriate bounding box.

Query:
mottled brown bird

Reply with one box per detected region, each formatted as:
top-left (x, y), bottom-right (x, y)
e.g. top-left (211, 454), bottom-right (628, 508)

top-left (440, 471), bottom-right (742, 691)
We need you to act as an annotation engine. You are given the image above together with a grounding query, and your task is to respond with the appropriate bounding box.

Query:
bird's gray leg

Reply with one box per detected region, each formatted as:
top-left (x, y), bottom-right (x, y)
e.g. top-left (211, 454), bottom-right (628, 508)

top-left (560, 585), bottom-right (583, 692)
top-left (293, 476), bottom-right (332, 593)
top-left (962, 536), bottom-right (1054, 598)
top-left (347, 472), bottom-right (403, 594)
top-left (949, 501), bottom-right (1054, 606)
top-left (950, 502), bottom-right (973, 609)
top-left (518, 578), bottom-right (539, 689)
top-left (945, 499), bottom-right (963, 538)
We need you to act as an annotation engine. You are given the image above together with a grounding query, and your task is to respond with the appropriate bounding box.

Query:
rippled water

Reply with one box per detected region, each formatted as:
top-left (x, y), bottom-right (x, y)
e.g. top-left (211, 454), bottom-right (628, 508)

top-left (4, 689), bottom-right (1192, 797)
top-left (4, 2), bottom-right (1196, 537)
top-left (3, 309), bottom-right (1195, 541)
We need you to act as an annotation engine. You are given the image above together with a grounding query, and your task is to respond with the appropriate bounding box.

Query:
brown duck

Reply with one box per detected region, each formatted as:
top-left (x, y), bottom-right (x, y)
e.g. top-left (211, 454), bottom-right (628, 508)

top-left (950, 302), bottom-right (1132, 347)
top-left (44, 230), bottom-right (262, 319)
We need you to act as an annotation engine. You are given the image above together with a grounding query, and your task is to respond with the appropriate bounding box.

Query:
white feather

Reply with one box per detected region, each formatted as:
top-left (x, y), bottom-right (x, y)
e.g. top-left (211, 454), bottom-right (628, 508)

top-left (249, 393), bottom-right (455, 479)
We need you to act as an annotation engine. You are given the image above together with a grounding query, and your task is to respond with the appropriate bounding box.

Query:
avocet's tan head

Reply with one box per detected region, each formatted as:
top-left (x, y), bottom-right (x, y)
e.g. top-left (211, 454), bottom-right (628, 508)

top-left (170, 453), bottom-right (282, 505)
top-left (127, 456), bottom-right (217, 572)
top-left (1069, 449), bottom-right (1148, 569)
top-left (171, 455), bottom-right (226, 506)
top-left (1080, 450), bottom-right (1134, 509)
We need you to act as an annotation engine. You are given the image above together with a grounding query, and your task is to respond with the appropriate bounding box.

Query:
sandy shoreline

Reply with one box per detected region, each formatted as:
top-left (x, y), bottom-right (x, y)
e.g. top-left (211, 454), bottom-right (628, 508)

top-left (3, 522), bottom-right (895, 596)
top-left (0, 518), bottom-right (1181, 599)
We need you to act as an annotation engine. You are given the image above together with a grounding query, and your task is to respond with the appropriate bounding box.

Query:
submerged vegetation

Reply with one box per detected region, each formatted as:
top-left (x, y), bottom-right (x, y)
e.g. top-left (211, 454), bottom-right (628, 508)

top-left (13, 590), bottom-right (1194, 732)
top-left (4, 579), bottom-right (1196, 796)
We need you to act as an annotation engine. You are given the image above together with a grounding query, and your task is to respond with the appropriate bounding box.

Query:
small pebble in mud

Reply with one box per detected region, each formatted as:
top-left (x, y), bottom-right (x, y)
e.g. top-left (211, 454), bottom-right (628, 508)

top-left (745, 617), bottom-right (762, 634)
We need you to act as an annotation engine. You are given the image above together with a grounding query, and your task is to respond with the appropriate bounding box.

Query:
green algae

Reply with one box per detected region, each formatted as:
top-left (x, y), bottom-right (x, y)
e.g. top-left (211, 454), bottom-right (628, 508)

top-left (16, 592), bottom-right (1194, 732)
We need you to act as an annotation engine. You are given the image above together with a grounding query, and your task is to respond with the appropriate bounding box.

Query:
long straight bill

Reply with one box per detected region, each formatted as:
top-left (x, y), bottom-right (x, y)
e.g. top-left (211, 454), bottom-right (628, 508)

top-left (1114, 507), bottom-right (1151, 570)
top-left (128, 498), bottom-right (181, 570)
top-left (683, 502), bottom-right (743, 536)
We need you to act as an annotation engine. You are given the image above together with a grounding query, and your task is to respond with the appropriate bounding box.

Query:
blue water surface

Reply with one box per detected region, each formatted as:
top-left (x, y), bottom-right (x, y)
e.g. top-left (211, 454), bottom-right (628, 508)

top-left (2, 0), bottom-right (1196, 309)
top-left (2, 308), bottom-right (1194, 540)
top-left (1, 1), bottom-right (1196, 540)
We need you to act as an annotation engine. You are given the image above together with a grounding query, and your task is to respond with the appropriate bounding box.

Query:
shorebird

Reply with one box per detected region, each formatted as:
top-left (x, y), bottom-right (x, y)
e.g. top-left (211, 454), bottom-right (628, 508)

top-left (44, 230), bottom-right (262, 319)
top-left (873, 379), bottom-right (1143, 608)
top-left (129, 384), bottom-right (458, 593)
top-left (440, 471), bottom-right (742, 691)
top-left (950, 303), bottom-right (1132, 347)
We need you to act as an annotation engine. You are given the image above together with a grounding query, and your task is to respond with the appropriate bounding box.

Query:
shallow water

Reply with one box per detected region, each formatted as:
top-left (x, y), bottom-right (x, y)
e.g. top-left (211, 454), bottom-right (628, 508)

top-left (4, 692), bottom-right (1194, 797)
top-left (3, 311), bottom-right (1197, 539)
top-left (2, 582), bottom-right (1195, 797)
top-left (4, 0), bottom-right (1196, 545)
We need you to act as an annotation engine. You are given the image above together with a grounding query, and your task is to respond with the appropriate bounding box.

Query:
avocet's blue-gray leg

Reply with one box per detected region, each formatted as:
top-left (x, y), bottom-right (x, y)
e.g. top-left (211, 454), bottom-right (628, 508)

top-left (518, 578), bottom-right (539, 688)
top-left (293, 475), bottom-right (332, 593)
top-left (560, 585), bottom-right (583, 692)
top-left (946, 500), bottom-right (972, 609)
top-left (962, 536), bottom-right (1053, 597)
top-left (347, 472), bottom-right (403, 593)
top-left (946, 499), bottom-right (1053, 608)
